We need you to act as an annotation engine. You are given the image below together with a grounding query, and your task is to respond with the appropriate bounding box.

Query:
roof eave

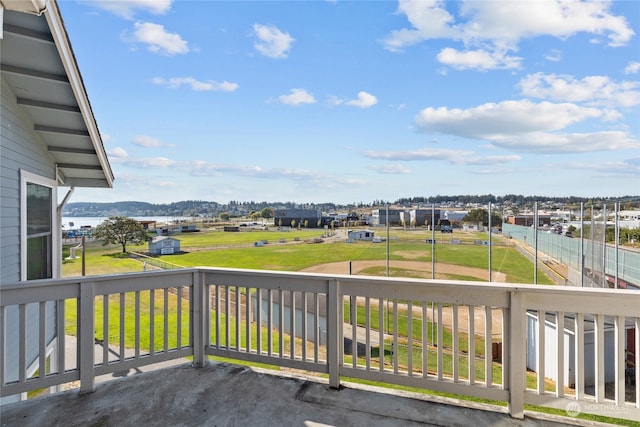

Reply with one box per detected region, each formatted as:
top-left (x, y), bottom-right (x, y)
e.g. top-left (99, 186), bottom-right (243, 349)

top-left (42, 0), bottom-right (114, 188)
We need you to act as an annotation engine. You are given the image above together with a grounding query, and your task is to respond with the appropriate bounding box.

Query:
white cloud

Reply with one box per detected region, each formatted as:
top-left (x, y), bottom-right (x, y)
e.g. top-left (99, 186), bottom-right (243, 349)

top-left (519, 73), bottom-right (640, 108)
top-left (253, 24), bottom-right (295, 59)
top-left (106, 173), bottom-right (179, 194)
top-left (132, 22), bottom-right (188, 55)
top-left (488, 131), bottom-right (639, 154)
top-left (132, 135), bottom-right (161, 148)
top-left (454, 155), bottom-right (522, 166)
top-left (362, 147), bottom-right (474, 161)
top-left (190, 161), bottom-right (264, 177)
top-left (363, 147), bottom-right (521, 166)
top-left (382, 0), bottom-right (458, 52)
top-left (625, 61), bottom-right (640, 75)
top-left (120, 157), bottom-right (178, 168)
top-left (368, 164), bottom-right (411, 174)
top-left (413, 100), bottom-right (640, 154)
top-left (84, 0), bottom-right (172, 19)
top-left (132, 135), bottom-right (175, 148)
top-left (415, 100), bottom-right (603, 138)
top-left (187, 160), bottom-right (365, 190)
top-left (457, 1), bottom-right (634, 47)
top-left (555, 158), bottom-right (640, 176)
top-left (108, 147), bottom-right (128, 158)
top-left (544, 49), bottom-right (562, 62)
top-left (152, 77), bottom-right (239, 92)
top-left (345, 91), bottom-right (378, 108)
top-left (332, 91), bottom-right (379, 108)
top-left (383, 0), bottom-right (634, 71)
top-left (278, 88), bottom-right (316, 106)
top-left (436, 47), bottom-right (522, 71)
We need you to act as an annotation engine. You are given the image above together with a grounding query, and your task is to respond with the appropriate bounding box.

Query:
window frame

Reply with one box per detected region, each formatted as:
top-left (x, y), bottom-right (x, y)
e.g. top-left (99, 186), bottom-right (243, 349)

top-left (20, 170), bottom-right (59, 280)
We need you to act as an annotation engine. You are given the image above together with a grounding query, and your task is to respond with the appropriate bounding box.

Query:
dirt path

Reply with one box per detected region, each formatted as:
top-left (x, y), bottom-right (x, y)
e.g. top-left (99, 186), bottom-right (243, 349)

top-left (302, 260), bottom-right (506, 283)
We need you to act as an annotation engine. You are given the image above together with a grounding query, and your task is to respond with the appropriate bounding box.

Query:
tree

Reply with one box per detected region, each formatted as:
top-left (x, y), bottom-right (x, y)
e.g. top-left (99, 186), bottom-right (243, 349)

top-left (260, 208), bottom-right (274, 219)
top-left (219, 212), bottom-right (230, 221)
top-left (462, 208), bottom-right (487, 225)
top-left (462, 208), bottom-right (502, 227)
top-left (93, 216), bottom-right (149, 253)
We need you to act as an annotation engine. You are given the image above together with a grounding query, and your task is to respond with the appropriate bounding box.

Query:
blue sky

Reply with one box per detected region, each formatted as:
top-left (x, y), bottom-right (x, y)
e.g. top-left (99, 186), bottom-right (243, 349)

top-left (59, 0), bottom-right (639, 205)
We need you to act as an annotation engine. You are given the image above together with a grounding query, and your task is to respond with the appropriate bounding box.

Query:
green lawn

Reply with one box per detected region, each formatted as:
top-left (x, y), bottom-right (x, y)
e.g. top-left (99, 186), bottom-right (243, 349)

top-left (65, 290), bottom-right (191, 352)
top-left (63, 227), bottom-right (555, 285)
top-left (163, 229), bottom-right (554, 284)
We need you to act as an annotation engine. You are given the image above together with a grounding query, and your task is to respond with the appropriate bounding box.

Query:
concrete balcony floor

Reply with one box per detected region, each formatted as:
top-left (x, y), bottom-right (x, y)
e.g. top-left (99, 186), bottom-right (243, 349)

top-left (1, 361), bottom-right (602, 427)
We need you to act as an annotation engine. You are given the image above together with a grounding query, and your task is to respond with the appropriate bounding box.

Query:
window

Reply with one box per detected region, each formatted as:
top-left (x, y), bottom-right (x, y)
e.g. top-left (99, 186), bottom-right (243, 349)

top-left (21, 171), bottom-right (58, 280)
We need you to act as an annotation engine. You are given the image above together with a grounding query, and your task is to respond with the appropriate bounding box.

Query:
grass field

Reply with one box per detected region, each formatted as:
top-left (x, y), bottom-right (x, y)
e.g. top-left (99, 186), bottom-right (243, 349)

top-left (63, 227), bottom-right (555, 285)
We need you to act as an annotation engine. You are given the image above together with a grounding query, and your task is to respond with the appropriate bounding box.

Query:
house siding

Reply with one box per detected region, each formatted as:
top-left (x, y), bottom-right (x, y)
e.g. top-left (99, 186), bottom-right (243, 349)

top-left (1, 77), bottom-right (58, 403)
top-left (1, 78), bottom-right (57, 283)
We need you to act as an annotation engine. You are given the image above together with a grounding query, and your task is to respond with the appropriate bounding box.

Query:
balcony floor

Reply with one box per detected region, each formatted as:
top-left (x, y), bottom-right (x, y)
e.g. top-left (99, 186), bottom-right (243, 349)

top-left (1, 361), bottom-right (594, 426)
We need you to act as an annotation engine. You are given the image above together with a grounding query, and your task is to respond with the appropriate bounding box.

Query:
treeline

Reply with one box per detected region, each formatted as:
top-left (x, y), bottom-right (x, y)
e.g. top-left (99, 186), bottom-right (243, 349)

top-left (63, 200), bottom-right (340, 218)
top-left (64, 195), bottom-right (639, 218)
top-left (394, 194), bottom-right (639, 207)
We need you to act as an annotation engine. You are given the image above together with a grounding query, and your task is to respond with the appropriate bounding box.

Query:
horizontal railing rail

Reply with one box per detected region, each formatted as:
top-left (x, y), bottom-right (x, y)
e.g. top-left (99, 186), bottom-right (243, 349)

top-left (1, 268), bottom-right (639, 421)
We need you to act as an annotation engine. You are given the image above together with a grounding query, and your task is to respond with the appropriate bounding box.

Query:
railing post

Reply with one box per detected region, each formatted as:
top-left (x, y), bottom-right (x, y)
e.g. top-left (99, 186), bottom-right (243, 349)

top-left (192, 270), bottom-right (209, 368)
top-left (327, 279), bottom-right (341, 389)
top-left (79, 281), bottom-right (95, 393)
top-left (508, 290), bottom-right (525, 419)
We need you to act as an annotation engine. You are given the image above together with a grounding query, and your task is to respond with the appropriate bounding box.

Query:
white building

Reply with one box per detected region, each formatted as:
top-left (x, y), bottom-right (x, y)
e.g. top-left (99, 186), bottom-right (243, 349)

top-left (347, 230), bottom-right (375, 241)
top-left (148, 237), bottom-right (181, 255)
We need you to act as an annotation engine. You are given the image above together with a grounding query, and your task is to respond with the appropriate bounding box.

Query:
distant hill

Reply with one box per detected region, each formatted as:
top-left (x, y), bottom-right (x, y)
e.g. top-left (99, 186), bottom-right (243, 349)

top-left (63, 200), bottom-right (221, 217)
top-left (62, 195), bottom-right (639, 218)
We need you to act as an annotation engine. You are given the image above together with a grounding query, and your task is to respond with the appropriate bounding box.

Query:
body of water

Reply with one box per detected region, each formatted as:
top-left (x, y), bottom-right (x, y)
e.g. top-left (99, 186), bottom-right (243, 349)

top-left (62, 216), bottom-right (191, 229)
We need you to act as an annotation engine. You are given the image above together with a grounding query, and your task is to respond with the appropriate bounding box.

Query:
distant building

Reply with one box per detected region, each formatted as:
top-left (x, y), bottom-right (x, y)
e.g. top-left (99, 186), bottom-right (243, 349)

top-left (443, 211), bottom-right (468, 222)
top-left (619, 210), bottom-right (640, 229)
top-left (619, 210), bottom-right (640, 221)
top-left (369, 209), bottom-right (404, 226)
top-left (462, 222), bottom-right (482, 231)
top-left (148, 236), bottom-right (180, 255)
top-left (507, 215), bottom-right (551, 227)
top-left (347, 230), bottom-right (375, 241)
top-left (138, 220), bottom-right (157, 230)
top-left (401, 209), bottom-right (443, 227)
top-left (274, 209), bottom-right (322, 228)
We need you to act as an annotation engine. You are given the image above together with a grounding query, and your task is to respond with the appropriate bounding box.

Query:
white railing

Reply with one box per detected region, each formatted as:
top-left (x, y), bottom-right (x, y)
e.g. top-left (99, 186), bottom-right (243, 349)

top-left (1, 268), bottom-right (639, 421)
